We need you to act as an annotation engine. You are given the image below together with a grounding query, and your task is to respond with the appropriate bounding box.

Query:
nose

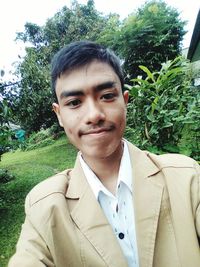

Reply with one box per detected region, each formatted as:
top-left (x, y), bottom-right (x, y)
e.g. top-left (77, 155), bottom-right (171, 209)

top-left (85, 99), bottom-right (106, 125)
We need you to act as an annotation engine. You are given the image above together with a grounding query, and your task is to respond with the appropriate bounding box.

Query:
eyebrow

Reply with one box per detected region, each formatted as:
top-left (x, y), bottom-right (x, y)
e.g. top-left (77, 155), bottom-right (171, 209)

top-left (94, 81), bottom-right (116, 92)
top-left (59, 81), bottom-right (116, 100)
top-left (60, 90), bottom-right (83, 99)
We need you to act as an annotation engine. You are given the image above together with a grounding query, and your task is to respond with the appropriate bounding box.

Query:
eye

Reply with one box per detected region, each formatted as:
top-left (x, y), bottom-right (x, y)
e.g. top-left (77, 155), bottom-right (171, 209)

top-left (65, 99), bottom-right (81, 108)
top-left (101, 93), bottom-right (117, 101)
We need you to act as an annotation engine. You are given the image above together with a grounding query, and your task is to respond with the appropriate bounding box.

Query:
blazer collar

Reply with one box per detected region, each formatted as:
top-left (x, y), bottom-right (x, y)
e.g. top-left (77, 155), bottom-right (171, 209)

top-left (127, 141), bottom-right (164, 267)
top-left (66, 157), bottom-right (128, 267)
top-left (66, 141), bottom-right (164, 267)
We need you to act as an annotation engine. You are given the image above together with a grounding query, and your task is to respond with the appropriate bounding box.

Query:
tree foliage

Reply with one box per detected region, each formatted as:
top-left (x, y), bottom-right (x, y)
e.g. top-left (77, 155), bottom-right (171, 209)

top-left (0, 101), bottom-right (12, 160)
top-left (115, 0), bottom-right (186, 79)
top-left (5, 0), bottom-right (187, 134)
top-left (126, 56), bottom-right (200, 159)
top-left (0, 75), bottom-right (13, 160)
top-left (11, 0), bottom-right (114, 132)
top-left (13, 48), bottom-right (53, 132)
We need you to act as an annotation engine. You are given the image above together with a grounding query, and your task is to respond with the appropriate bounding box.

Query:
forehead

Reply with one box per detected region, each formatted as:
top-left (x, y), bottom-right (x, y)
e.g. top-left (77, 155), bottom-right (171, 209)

top-left (55, 61), bottom-right (121, 94)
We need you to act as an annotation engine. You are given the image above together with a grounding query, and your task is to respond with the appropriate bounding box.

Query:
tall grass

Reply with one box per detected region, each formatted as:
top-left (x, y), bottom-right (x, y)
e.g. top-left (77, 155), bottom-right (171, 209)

top-left (0, 136), bottom-right (77, 266)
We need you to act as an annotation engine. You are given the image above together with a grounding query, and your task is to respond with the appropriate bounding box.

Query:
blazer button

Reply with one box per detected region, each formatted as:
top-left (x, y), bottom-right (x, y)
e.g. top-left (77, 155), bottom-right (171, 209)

top-left (118, 232), bottom-right (125, 239)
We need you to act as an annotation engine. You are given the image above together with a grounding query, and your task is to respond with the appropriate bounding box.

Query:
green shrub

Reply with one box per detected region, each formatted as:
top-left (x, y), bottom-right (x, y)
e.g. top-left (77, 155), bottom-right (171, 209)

top-left (48, 123), bottom-right (64, 139)
top-left (126, 56), bottom-right (200, 160)
top-left (0, 169), bottom-right (15, 184)
top-left (0, 125), bottom-right (12, 161)
top-left (27, 129), bottom-right (52, 144)
top-left (0, 99), bottom-right (12, 160)
top-left (25, 137), bottom-right (55, 151)
top-left (0, 169), bottom-right (15, 212)
top-left (22, 129), bottom-right (58, 151)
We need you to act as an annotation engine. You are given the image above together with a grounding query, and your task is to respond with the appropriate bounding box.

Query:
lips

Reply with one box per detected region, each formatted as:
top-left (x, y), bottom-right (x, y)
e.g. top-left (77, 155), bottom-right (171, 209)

top-left (79, 124), bottom-right (115, 136)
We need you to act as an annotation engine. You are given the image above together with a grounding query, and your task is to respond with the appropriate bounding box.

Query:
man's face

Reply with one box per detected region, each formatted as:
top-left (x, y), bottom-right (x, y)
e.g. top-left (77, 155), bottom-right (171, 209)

top-left (53, 60), bottom-right (129, 162)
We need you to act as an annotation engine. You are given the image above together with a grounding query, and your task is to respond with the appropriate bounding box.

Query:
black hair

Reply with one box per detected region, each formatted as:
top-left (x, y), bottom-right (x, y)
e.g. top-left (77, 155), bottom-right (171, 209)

top-left (51, 40), bottom-right (124, 100)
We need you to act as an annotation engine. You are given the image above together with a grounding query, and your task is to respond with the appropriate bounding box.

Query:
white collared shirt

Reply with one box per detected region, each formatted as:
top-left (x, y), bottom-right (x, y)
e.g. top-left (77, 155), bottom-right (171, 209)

top-left (79, 141), bottom-right (139, 267)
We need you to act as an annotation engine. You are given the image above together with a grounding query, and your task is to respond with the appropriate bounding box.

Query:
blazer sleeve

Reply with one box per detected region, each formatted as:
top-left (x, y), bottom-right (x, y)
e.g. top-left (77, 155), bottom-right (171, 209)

top-left (8, 195), bottom-right (55, 267)
top-left (195, 160), bottom-right (200, 244)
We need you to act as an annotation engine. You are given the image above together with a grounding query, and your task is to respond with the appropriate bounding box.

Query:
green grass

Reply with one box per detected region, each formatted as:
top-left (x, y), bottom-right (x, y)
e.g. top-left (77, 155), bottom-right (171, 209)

top-left (0, 136), bottom-right (77, 266)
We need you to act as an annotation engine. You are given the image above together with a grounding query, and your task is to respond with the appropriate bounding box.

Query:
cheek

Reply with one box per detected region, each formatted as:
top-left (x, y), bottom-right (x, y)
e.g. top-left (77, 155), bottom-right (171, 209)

top-left (113, 106), bottom-right (127, 124)
top-left (67, 128), bottom-right (73, 135)
top-left (62, 115), bottom-right (80, 136)
top-left (117, 108), bottom-right (127, 132)
top-left (63, 126), bottom-right (77, 146)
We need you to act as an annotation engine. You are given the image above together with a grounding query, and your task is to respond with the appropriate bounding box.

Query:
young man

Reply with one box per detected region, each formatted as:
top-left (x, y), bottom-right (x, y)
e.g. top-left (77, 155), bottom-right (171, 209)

top-left (9, 41), bottom-right (200, 267)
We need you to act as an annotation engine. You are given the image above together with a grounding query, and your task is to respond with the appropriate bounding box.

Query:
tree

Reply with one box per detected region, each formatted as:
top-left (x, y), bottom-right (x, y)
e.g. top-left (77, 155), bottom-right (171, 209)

top-left (5, 0), bottom-right (188, 134)
top-left (9, 0), bottom-right (113, 133)
top-left (115, 0), bottom-right (186, 80)
top-left (10, 0), bottom-right (122, 133)
top-left (12, 47), bottom-right (54, 133)
top-left (0, 72), bottom-right (13, 160)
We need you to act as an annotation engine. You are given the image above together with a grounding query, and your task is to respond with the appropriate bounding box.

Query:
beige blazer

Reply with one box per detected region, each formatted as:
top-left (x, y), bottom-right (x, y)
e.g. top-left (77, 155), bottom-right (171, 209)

top-left (9, 142), bottom-right (200, 267)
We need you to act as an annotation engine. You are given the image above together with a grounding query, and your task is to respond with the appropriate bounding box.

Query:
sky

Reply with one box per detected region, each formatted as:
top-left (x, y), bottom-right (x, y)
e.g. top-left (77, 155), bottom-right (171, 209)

top-left (0, 0), bottom-right (199, 79)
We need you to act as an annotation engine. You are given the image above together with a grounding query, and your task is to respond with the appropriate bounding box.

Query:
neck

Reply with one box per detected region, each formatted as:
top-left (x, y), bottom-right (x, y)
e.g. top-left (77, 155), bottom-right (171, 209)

top-left (82, 141), bottom-right (124, 194)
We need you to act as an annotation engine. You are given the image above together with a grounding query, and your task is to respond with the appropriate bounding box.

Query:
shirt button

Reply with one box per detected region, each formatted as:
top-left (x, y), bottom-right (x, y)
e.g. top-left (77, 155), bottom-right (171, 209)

top-left (116, 204), bottom-right (118, 212)
top-left (118, 232), bottom-right (125, 239)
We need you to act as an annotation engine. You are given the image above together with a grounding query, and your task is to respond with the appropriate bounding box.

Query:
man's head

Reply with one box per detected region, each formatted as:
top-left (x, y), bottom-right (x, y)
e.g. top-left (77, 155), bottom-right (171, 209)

top-left (51, 41), bottom-right (128, 162)
top-left (51, 40), bottom-right (124, 100)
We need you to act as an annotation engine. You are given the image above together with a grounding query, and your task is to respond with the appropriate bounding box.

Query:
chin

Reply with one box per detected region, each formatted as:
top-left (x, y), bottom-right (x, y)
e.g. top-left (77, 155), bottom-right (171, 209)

top-left (83, 141), bottom-right (122, 160)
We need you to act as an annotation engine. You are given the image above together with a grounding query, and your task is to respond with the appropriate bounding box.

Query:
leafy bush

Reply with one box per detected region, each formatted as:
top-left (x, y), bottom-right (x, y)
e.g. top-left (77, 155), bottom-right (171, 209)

top-left (0, 127), bottom-right (11, 159)
top-left (46, 123), bottom-right (64, 139)
top-left (0, 168), bottom-right (14, 210)
top-left (126, 56), bottom-right (200, 160)
top-left (0, 100), bottom-right (13, 160)
top-left (23, 129), bottom-right (56, 151)
top-left (25, 137), bottom-right (55, 151)
top-left (27, 129), bottom-right (51, 143)
top-left (0, 169), bottom-right (15, 184)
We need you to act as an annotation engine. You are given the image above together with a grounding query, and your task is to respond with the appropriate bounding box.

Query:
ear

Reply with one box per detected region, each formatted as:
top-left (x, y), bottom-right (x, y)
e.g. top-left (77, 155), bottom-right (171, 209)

top-left (123, 90), bottom-right (129, 105)
top-left (52, 103), bottom-right (64, 127)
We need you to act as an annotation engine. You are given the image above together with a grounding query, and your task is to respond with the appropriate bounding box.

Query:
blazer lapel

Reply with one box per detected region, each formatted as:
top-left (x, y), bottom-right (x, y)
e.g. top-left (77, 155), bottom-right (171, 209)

top-left (66, 156), bottom-right (128, 267)
top-left (127, 142), bottom-right (164, 267)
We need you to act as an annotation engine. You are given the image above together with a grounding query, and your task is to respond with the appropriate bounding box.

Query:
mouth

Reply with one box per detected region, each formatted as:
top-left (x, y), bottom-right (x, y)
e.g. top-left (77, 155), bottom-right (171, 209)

top-left (80, 125), bottom-right (115, 136)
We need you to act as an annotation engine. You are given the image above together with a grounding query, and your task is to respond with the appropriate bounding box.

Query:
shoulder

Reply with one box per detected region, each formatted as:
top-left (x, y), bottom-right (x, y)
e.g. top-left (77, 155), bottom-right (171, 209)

top-left (126, 140), bottom-right (199, 171)
top-left (148, 152), bottom-right (197, 169)
top-left (27, 169), bottom-right (72, 207)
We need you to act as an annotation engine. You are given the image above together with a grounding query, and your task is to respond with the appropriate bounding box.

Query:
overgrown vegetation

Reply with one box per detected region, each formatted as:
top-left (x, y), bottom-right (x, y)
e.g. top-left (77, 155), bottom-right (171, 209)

top-left (21, 126), bottom-right (61, 151)
top-left (125, 56), bottom-right (200, 160)
top-left (112, 0), bottom-right (186, 80)
top-left (2, 0), bottom-right (186, 133)
top-left (0, 86), bottom-right (13, 160)
top-left (0, 1), bottom-right (199, 266)
top-left (0, 169), bottom-right (15, 184)
top-left (0, 136), bottom-right (77, 266)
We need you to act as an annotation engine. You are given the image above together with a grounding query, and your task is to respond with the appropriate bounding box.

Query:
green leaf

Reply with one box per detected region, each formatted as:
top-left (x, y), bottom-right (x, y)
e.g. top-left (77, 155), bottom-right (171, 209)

top-left (131, 78), bottom-right (149, 86)
top-left (162, 122), bottom-right (173, 128)
top-left (139, 65), bottom-right (155, 82)
top-left (163, 144), bottom-right (180, 153)
top-left (130, 87), bottom-right (139, 97)
top-left (151, 96), bottom-right (159, 114)
top-left (146, 114), bottom-right (156, 122)
top-left (124, 84), bottom-right (132, 90)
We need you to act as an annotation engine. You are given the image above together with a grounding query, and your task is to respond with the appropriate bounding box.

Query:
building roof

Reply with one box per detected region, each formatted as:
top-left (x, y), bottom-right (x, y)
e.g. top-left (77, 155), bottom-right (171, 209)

top-left (187, 9), bottom-right (200, 60)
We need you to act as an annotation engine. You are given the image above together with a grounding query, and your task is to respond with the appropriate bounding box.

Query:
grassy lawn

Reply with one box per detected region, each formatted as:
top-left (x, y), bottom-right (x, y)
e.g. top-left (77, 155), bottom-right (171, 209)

top-left (0, 136), bottom-right (77, 266)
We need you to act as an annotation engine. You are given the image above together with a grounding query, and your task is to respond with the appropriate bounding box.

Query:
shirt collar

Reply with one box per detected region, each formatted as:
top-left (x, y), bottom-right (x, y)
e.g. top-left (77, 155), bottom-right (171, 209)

top-left (118, 140), bottom-right (132, 192)
top-left (79, 140), bottom-right (133, 199)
